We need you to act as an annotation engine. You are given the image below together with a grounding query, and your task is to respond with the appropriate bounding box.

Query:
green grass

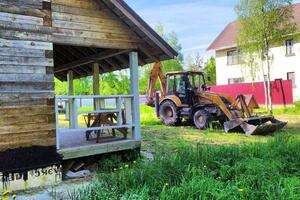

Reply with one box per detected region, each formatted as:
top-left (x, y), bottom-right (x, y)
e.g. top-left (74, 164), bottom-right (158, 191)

top-left (139, 105), bottom-right (300, 152)
top-left (70, 135), bottom-right (300, 200)
top-left (64, 104), bottom-right (300, 200)
top-left (59, 105), bottom-right (300, 151)
top-left (256, 101), bottom-right (300, 115)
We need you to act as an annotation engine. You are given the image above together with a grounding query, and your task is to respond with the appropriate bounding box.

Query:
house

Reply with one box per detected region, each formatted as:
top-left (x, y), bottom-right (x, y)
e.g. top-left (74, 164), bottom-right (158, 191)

top-left (207, 3), bottom-right (300, 101)
top-left (0, 0), bottom-right (177, 192)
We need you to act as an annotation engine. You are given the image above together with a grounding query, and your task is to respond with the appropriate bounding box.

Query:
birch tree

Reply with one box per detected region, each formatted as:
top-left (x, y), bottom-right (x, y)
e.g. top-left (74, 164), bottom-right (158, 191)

top-left (235, 0), bottom-right (296, 113)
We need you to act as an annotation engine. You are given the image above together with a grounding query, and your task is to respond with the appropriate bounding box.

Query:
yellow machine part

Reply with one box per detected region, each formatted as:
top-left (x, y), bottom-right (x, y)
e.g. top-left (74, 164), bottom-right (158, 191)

top-left (160, 95), bottom-right (183, 107)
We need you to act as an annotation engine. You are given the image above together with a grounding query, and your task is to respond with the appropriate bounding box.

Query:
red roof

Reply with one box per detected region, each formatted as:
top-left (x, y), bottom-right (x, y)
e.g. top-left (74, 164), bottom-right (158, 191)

top-left (207, 3), bottom-right (300, 51)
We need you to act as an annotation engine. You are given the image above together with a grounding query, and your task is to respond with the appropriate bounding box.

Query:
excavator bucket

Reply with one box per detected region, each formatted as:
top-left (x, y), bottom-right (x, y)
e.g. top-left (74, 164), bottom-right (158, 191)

top-left (224, 116), bottom-right (287, 135)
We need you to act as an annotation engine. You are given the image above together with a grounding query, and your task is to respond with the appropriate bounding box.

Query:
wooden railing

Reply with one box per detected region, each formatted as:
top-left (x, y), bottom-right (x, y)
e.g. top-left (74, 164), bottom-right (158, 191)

top-left (55, 95), bottom-right (135, 150)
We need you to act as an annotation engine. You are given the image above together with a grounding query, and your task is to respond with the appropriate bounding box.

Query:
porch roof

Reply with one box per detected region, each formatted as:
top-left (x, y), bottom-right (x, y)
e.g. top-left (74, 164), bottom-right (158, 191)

top-left (54, 0), bottom-right (178, 81)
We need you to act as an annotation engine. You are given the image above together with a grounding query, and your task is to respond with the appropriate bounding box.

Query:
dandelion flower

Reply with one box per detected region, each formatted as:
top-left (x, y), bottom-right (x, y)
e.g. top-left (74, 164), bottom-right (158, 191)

top-left (165, 183), bottom-right (169, 186)
top-left (133, 161), bottom-right (137, 164)
top-left (113, 168), bottom-right (117, 171)
top-left (125, 164), bottom-right (129, 168)
top-left (238, 188), bottom-right (244, 192)
top-left (2, 190), bottom-right (11, 195)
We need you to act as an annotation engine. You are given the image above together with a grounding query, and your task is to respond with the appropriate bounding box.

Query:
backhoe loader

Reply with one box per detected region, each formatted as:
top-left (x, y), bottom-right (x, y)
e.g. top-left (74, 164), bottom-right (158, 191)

top-left (145, 62), bottom-right (287, 135)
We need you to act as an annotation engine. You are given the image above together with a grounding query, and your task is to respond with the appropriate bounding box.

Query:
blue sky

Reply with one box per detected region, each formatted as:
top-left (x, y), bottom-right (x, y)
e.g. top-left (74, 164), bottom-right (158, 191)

top-left (125, 0), bottom-right (300, 61)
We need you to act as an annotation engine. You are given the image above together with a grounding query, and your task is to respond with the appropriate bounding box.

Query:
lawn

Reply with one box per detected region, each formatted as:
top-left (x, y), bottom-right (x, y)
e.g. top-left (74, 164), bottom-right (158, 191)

top-left (59, 105), bottom-right (300, 151)
top-left (139, 105), bottom-right (300, 152)
top-left (63, 105), bottom-right (300, 200)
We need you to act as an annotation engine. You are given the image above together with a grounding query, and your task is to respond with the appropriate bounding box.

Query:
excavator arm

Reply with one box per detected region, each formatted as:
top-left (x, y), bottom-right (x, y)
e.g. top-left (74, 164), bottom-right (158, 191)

top-left (145, 62), bottom-right (167, 107)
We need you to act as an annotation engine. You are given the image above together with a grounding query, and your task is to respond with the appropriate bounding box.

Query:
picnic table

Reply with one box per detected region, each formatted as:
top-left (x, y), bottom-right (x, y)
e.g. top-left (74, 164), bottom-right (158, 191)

top-left (83, 109), bottom-right (128, 143)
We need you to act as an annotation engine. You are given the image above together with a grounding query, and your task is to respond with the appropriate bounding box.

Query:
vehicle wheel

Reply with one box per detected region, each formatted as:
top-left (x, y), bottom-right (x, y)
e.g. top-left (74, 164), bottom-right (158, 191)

top-left (193, 110), bottom-right (211, 130)
top-left (159, 100), bottom-right (181, 126)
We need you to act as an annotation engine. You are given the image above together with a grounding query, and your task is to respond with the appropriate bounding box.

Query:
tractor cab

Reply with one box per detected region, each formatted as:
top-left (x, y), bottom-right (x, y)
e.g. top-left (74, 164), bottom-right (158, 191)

top-left (166, 71), bottom-right (206, 104)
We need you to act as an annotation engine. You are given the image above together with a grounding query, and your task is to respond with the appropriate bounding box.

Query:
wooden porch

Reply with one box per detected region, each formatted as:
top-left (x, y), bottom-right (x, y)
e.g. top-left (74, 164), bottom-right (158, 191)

top-left (57, 129), bottom-right (141, 160)
top-left (55, 52), bottom-right (142, 160)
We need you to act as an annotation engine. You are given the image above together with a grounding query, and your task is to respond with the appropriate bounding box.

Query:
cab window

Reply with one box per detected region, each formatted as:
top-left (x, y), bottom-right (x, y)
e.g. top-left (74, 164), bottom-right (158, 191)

top-left (177, 75), bottom-right (186, 93)
top-left (193, 74), bottom-right (205, 89)
top-left (167, 75), bottom-right (176, 93)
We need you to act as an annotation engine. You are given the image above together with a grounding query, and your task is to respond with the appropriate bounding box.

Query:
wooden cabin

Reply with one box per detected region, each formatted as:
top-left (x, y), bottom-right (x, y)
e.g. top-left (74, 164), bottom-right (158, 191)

top-left (0, 0), bottom-right (177, 191)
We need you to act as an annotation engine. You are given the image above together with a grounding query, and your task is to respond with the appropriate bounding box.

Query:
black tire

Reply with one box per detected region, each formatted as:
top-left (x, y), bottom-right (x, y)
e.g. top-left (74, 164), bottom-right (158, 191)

top-left (193, 110), bottom-right (211, 130)
top-left (159, 100), bottom-right (181, 126)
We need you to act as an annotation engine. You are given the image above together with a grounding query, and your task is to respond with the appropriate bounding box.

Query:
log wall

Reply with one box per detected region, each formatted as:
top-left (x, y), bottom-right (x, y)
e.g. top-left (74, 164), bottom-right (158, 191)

top-left (0, 0), bottom-right (54, 151)
top-left (0, 0), bottom-right (142, 151)
top-left (51, 0), bottom-right (141, 49)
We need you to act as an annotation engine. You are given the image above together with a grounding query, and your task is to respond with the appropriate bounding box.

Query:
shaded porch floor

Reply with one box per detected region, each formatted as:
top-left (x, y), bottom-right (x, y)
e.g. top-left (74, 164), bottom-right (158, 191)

top-left (57, 129), bottom-right (141, 160)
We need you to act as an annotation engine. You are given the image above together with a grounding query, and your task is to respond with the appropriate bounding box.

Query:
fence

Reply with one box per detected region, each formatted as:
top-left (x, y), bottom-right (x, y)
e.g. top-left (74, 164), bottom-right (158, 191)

top-left (210, 79), bottom-right (293, 105)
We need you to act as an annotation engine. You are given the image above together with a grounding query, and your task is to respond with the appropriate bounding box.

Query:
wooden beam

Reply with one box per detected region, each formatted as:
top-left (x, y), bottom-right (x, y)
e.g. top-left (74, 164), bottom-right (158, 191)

top-left (0, 5), bottom-right (48, 18)
top-left (58, 139), bottom-right (141, 160)
top-left (67, 70), bottom-right (74, 127)
top-left (78, 65), bottom-right (91, 75)
top-left (115, 54), bottom-right (129, 67)
top-left (54, 49), bottom-right (131, 73)
top-left (67, 70), bottom-right (74, 95)
top-left (138, 45), bottom-right (158, 62)
top-left (129, 52), bottom-right (141, 141)
top-left (73, 67), bottom-right (87, 78)
top-left (62, 45), bottom-right (87, 59)
top-left (97, 61), bottom-right (110, 73)
top-left (104, 58), bottom-right (119, 70)
top-left (93, 63), bottom-right (100, 96)
top-left (93, 63), bottom-right (105, 109)
top-left (73, 46), bottom-right (90, 57)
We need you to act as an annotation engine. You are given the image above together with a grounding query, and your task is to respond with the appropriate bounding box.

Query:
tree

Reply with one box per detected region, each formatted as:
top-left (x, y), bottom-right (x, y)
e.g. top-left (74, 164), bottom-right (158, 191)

top-left (54, 78), bottom-right (67, 95)
top-left (54, 77), bottom-right (93, 95)
top-left (154, 23), bottom-right (184, 73)
top-left (74, 77), bottom-right (93, 95)
top-left (203, 56), bottom-right (216, 86)
top-left (235, 0), bottom-right (296, 113)
top-left (186, 52), bottom-right (204, 71)
top-left (139, 23), bottom-right (184, 94)
top-left (100, 71), bottom-right (130, 95)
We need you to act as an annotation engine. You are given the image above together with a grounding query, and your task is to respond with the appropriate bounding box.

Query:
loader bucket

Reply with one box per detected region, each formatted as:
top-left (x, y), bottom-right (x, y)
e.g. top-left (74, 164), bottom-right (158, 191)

top-left (224, 116), bottom-right (287, 135)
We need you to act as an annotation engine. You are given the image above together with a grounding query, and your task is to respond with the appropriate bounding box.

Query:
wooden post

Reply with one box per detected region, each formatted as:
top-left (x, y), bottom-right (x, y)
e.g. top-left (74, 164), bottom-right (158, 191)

top-left (93, 63), bottom-right (104, 109)
top-left (116, 96), bottom-right (123, 126)
top-left (67, 70), bottom-right (75, 128)
top-left (55, 97), bottom-right (60, 150)
top-left (129, 52), bottom-right (141, 141)
top-left (124, 98), bottom-right (132, 125)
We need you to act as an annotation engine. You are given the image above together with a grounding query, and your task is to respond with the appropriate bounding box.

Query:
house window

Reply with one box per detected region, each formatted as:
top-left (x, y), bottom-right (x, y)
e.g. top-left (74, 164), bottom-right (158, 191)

top-left (227, 49), bottom-right (242, 65)
top-left (287, 72), bottom-right (296, 88)
top-left (285, 39), bottom-right (295, 56)
top-left (228, 78), bottom-right (244, 84)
